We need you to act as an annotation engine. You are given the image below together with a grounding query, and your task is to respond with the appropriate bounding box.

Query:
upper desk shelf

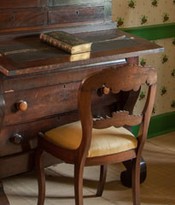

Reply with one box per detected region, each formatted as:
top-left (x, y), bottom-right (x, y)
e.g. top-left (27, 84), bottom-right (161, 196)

top-left (0, 0), bottom-right (112, 35)
top-left (0, 0), bottom-right (163, 76)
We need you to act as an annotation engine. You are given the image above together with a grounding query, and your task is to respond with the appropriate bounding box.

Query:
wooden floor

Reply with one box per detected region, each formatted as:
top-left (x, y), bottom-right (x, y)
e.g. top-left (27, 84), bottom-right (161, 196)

top-left (3, 131), bottom-right (175, 205)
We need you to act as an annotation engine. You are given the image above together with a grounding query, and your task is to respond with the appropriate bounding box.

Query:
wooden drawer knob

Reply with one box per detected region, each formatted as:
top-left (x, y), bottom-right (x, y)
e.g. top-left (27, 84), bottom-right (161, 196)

top-left (103, 86), bottom-right (110, 95)
top-left (97, 86), bottom-right (110, 96)
top-left (16, 100), bottom-right (28, 111)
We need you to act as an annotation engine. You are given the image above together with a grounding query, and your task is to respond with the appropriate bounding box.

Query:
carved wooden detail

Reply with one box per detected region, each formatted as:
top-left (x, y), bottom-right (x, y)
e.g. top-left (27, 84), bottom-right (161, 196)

top-left (93, 111), bottom-right (142, 129)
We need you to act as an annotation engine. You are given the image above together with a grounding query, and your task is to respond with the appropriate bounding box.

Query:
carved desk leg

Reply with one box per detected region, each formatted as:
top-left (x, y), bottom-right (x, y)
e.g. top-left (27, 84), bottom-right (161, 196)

top-left (0, 181), bottom-right (10, 205)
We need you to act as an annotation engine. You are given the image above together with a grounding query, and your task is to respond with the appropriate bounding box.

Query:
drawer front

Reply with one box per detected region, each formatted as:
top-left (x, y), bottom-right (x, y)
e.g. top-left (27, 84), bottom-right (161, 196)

top-left (48, 5), bottom-right (104, 25)
top-left (0, 9), bottom-right (47, 29)
top-left (0, 111), bottom-right (78, 157)
top-left (4, 81), bottom-right (79, 126)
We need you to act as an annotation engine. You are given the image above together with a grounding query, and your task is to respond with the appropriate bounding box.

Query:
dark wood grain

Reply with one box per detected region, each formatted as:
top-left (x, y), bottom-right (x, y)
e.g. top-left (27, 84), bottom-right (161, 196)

top-left (0, 30), bottom-right (162, 76)
top-left (0, 0), bottom-right (45, 8)
top-left (0, 0), bottom-right (112, 35)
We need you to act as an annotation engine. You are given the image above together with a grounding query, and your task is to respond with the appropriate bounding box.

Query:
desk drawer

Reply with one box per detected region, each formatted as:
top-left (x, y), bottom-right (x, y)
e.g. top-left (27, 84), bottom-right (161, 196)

top-left (48, 5), bottom-right (104, 25)
top-left (0, 111), bottom-right (78, 157)
top-left (0, 9), bottom-right (47, 29)
top-left (4, 82), bottom-right (79, 126)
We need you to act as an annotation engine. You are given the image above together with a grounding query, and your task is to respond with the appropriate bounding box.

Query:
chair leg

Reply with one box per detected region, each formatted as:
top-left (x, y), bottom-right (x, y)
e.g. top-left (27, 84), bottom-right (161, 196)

top-left (74, 163), bottom-right (84, 205)
top-left (96, 165), bottom-right (107, 196)
top-left (35, 148), bottom-right (46, 205)
top-left (132, 158), bottom-right (141, 205)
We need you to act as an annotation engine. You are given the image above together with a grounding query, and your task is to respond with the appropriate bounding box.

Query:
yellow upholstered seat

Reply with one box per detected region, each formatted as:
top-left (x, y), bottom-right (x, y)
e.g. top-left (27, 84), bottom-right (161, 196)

top-left (45, 121), bottom-right (137, 157)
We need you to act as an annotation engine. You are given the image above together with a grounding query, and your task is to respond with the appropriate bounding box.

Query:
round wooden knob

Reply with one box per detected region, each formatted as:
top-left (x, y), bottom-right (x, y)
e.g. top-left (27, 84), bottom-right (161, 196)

top-left (97, 86), bottom-right (110, 96)
top-left (103, 86), bottom-right (110, 95)
top-left (16, 100), bottom-right (28, 111)
top-left (10, 134), bottom-right (23, 144)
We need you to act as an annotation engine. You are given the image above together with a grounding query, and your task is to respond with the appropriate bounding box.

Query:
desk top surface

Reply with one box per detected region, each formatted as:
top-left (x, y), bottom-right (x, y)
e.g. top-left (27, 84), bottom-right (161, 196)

top-left (0, 25), bottom-right (163, 77)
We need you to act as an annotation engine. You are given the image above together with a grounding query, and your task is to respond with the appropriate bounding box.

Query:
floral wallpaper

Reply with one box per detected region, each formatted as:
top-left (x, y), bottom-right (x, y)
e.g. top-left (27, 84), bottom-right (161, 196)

top-left (113, 0), bottom-right (175, 28)
top-left (112, 0), bottom-right (175, 115)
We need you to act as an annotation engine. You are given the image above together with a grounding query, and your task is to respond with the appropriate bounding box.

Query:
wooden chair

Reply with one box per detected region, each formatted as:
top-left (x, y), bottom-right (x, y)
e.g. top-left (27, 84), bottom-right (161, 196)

top-left (35, 64), bottom-right (157, 205)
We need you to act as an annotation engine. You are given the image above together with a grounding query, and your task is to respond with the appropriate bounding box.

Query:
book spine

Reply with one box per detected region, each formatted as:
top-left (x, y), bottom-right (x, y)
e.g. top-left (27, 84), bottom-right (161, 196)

top-left (40, 33), bottom-right (72, 54)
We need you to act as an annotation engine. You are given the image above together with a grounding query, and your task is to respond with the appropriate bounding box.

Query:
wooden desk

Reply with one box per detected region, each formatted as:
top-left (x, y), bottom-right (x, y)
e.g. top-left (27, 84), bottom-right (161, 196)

top-left (0, 1), bottom-right (163, 204)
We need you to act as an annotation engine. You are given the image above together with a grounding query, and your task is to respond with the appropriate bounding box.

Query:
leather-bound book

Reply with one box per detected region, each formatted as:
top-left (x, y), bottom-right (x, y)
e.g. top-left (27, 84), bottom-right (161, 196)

top-left (40, 31), bottom-right (92, 54)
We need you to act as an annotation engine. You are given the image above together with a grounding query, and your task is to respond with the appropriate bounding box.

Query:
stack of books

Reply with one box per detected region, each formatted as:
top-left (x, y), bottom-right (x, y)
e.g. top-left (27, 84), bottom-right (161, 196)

top-left (40, 31), bottom-right (92, 61)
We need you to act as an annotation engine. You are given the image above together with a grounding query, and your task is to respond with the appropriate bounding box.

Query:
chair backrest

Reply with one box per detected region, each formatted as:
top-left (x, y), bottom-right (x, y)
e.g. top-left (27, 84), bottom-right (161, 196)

top-left (78, 64), bottom-right (157, 154)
